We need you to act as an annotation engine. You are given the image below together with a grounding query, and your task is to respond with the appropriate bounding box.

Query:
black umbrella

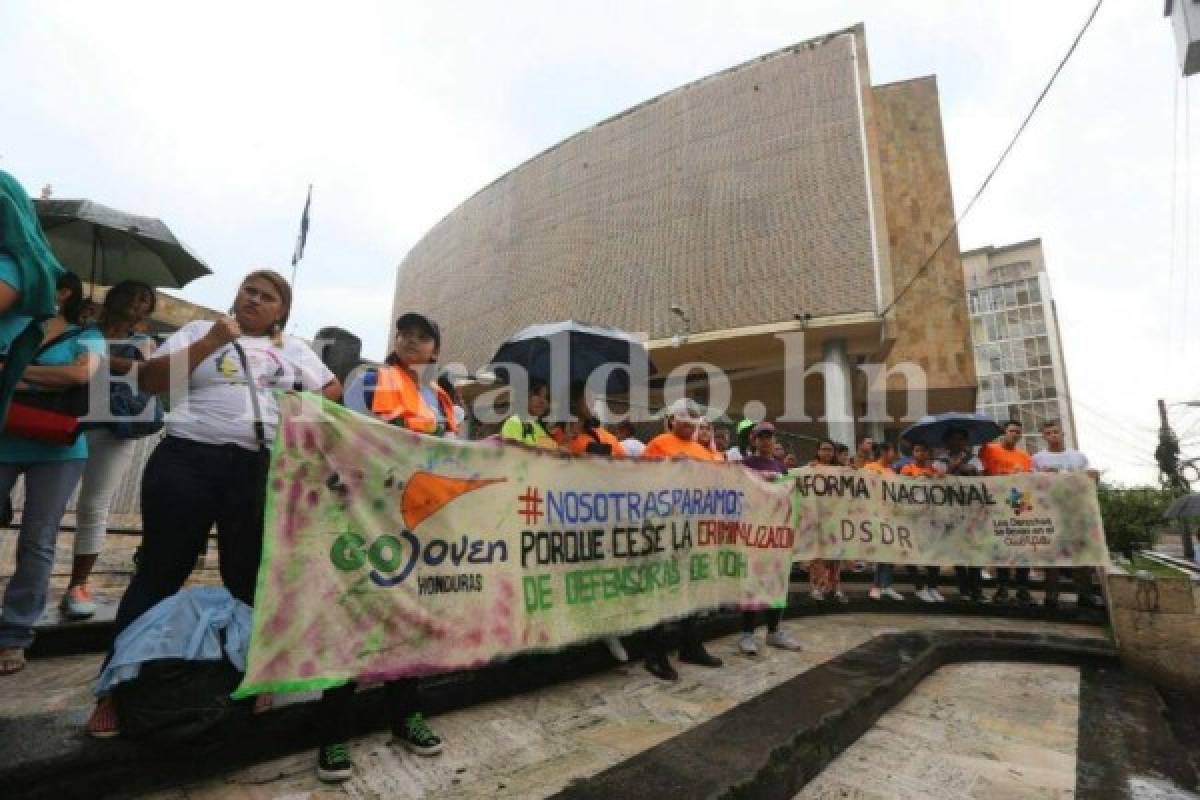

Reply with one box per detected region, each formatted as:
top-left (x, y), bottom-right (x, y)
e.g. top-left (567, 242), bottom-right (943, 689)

top-left (35, 198), bottom-right (211, 289)
top-left (900, 412), bottom-right (1003, 447)
top-left (1165, 494), bottom-right (1200, 520)
top-left (487, 321), bottom-right (656, 395)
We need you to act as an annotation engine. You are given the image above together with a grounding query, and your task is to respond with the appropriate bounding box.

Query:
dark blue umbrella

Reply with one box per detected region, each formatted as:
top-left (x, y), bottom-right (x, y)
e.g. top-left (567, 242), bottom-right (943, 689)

top-left (487, 321), bottom-right (656, 395)
top-left (900, 412), bottom-right (1002, 447)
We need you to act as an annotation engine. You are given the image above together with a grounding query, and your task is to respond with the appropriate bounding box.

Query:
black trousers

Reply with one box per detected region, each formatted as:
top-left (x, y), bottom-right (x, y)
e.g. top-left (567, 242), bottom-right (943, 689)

top-left (317, 679), bottom-right (420, 746)
top-left (995, 567), bottom-right (1030, 589)
top-left (112, 436), bottom-right (269, 638)
top-left (1045, 568), bottom-right (1099, 599)
top-left (646, 614), bottom-right (703, 658)
top-left (741, 608), bottom-right (783, 634)
top-left (956, 567), bottom-right (983, 596)
top-left (908, 566), bottom-right (940, 590)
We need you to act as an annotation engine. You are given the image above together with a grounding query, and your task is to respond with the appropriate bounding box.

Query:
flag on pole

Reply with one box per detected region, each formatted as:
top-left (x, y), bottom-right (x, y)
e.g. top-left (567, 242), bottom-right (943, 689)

top-left (291, 184), bottom-right (312, 267)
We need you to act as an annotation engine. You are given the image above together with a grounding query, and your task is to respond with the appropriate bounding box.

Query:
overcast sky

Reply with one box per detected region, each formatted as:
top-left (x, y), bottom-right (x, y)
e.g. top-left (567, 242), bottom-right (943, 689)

top-left (0, 1), bottom-right (1195, 485)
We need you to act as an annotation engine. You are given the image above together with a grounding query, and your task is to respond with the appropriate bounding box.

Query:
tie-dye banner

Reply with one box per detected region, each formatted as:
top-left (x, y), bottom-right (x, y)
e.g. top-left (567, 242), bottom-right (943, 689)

top-left (790, 466), bottom-right (1109, 568)
top-left (235, 395), bottom-right (795, 697)
top-left (236, 399), bottom-right (1108, 697)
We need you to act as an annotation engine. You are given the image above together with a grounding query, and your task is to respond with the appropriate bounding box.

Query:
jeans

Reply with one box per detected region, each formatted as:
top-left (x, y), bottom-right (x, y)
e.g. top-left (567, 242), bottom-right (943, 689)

top-left (74, 428), bottom-right (140, 556)
top-left (873, 563), bottom-right (894, 588)
top-left (0, 459), bottom-right (88, 648)
top-left (112, 437), bottom-right (268, 640)
top-left (318, 679), bottom-right (420, 746)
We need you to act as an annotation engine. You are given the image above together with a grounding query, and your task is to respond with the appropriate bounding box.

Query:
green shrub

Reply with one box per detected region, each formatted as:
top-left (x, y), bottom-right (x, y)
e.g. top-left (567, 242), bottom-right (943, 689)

top-left (1096, 484), bottom-right (1173, 557)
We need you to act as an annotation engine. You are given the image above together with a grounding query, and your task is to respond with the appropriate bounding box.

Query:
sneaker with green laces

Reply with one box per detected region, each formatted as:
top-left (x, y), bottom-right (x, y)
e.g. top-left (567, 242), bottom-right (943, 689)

top-left (395, 712), bottom-right (443, 756)
top-left (317, 742), bottom-right (354, 783)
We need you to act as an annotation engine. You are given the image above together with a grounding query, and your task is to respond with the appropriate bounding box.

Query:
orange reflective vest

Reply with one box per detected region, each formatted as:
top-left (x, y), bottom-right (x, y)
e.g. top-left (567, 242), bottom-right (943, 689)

top-left (370, 365), bottom-right (458, 435)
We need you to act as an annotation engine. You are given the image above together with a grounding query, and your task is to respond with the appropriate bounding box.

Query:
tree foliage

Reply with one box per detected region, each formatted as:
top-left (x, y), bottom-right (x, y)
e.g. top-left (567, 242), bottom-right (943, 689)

top-left (1096, 484), bottom-right (1174, 556)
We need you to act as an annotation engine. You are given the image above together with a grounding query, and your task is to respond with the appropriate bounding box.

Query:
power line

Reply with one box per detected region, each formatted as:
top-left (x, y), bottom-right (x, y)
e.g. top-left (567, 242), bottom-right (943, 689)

top-left (879, 0), bottom-right (1105, 318)
top-left (1167, 69), bottom-right (1180, 379)
top-left (1070, 395), bottom-right (1156, 441)
top-left (1182, 77), bottom-right (1193, 375)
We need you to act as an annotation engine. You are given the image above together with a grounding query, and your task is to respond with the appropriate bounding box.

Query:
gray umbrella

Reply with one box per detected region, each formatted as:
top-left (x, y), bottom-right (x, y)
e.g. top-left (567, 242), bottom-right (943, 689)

top-left (34, 197), bottom-right (211, 289)
top-left (1164, 494), bottom-right (1200, 519)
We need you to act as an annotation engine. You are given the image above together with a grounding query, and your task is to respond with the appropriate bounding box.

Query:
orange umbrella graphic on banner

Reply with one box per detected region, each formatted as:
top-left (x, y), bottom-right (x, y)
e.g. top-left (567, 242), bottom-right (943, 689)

top-left (401, 471), bottom-right (506, 530)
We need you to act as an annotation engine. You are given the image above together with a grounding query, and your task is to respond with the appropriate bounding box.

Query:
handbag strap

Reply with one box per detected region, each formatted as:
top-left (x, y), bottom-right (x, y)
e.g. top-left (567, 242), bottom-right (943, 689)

top-left (230, 341), bottom-right (268, 453)
top-left (33, 325), bottom-right (86, 362)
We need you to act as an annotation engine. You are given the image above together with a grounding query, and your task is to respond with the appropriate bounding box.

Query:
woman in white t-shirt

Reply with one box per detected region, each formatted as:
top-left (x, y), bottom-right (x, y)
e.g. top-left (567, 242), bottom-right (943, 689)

top-left (88, 270), bottom-right (341, 737)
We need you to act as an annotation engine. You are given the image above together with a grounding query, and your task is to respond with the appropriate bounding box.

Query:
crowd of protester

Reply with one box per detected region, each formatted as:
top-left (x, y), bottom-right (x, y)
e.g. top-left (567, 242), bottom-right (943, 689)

top-left (0, 170), bottom-right (1106, 784)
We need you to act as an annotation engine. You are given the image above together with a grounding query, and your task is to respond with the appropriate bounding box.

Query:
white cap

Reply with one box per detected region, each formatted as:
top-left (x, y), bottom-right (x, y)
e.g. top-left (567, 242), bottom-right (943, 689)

top-left (666, 398), bottom-right (701, 420)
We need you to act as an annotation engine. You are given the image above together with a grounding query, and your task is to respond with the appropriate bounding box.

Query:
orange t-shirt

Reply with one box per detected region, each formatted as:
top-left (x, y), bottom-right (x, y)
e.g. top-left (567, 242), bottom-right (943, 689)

top-left (979, 443), bottom-right (1032, 475)
top-left (567, 426), bottom-right (627, 458)
top-left (899, 462), bottom-right (938, 478)
top-left (862, 461), bottom-right (894, 475)
top-left (642, 432), bottom-right (720, 461)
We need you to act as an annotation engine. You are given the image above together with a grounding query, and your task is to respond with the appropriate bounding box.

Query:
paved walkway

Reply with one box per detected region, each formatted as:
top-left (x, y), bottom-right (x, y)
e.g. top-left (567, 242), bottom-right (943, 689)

top-left (101, 614), bottom-right (1104, 800)
top-left (797, 662), bottom-right (1080, 800)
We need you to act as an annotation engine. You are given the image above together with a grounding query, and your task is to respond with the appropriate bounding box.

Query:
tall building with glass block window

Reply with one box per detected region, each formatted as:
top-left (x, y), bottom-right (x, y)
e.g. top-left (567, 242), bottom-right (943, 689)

top-left (961, 239), bottom-right (1078, 452)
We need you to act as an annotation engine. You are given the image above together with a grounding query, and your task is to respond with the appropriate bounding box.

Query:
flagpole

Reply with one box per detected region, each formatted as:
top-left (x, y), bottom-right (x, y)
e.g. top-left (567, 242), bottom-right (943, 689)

top-left (288, 184), bottom-right (312, 331)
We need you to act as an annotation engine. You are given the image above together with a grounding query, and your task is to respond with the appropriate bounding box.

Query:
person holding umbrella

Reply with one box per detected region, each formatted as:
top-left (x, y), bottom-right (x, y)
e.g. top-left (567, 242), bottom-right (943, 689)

top-left (937, 427), bottom-right (987, 603)
top-left (60, 280), bottom-right (160, 619)
top-left (902, 413), bottom-right (1003, 604)
top-left (0, 172), bottom-right (67, 427)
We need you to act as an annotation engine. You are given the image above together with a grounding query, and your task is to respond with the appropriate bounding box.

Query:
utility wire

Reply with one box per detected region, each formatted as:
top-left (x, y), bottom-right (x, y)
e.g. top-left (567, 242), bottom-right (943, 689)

top-left (1167, 71), bottom-right (1180, 380)
top-left (879, 0), bottom-right (1105, 318)
top-left (1182, 77), bottom-right (1192, 374)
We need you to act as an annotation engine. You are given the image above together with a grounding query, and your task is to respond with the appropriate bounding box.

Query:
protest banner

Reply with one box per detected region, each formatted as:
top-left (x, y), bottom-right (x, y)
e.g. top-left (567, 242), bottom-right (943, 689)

top-left (790, 466), bottom-right (1108, 567)
top-left (235, 395), bottom-right (795, 696)
top-left (237, 398), bottom-right (1108, 697)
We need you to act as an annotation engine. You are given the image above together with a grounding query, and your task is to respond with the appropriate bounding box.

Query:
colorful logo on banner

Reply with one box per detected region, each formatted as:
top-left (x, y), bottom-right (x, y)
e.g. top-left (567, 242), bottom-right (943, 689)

top-left (1006, 487), bottom-right (1034, 516)
top-left (329, 472), bottom-right (505, 586)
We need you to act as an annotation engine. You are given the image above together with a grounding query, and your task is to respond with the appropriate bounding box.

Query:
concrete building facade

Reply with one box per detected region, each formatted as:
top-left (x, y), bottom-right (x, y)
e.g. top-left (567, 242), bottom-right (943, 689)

top-left (392, 25), bottom-right (976, 450)
top-left (961, 239), bottom-right (1079, 452)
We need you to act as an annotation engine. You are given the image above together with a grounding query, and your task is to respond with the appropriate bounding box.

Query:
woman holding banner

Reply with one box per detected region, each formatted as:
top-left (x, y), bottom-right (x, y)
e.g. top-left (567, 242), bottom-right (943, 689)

top-left (640, 398), bottom-right (724, 681)
top-left (313, 311), bottom-right (449, 783)
top-left (737, 422), bottom-right (802, 655)
top-left (806, 439), bottom-right (848, 603)
top-left (86, 270), bottom-right (340, 735)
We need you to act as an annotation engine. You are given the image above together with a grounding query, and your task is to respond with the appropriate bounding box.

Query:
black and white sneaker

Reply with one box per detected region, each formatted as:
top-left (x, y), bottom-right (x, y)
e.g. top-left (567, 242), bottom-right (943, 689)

top-left (317, 742), bottom-right (354, 783)
top-left (395, 712), bottom-right (444, 756)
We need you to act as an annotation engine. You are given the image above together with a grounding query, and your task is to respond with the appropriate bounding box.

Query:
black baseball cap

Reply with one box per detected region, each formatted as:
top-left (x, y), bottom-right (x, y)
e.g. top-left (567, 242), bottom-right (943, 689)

top-left (395, 312), bottom-right (441, 349)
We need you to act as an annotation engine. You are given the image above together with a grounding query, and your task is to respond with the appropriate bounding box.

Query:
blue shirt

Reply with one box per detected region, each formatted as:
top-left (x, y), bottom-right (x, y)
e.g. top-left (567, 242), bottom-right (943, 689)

top-left (0, 324), bottom-right (105, 462)
top-left (0, 253), bottom-right (31, 357)
top-left (96, 586), bottom-right (252, 695)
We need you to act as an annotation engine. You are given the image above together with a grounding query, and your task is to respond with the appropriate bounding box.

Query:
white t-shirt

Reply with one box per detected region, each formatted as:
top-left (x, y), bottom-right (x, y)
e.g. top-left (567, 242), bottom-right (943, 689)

top-left (725, 446), bottom-right (744, 463)
top-left (621, 437), bottom-right (646, 458)
top-left (159, 321), bottom-right (334, 451)
top-left (1032, 449), bottom-right (1089, 473)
